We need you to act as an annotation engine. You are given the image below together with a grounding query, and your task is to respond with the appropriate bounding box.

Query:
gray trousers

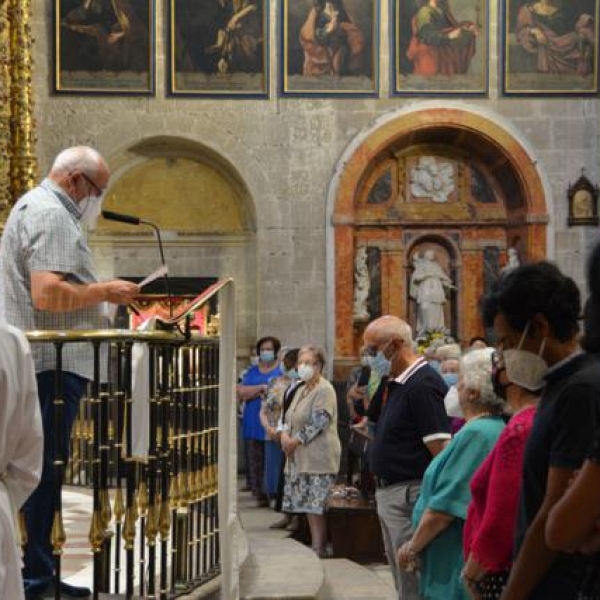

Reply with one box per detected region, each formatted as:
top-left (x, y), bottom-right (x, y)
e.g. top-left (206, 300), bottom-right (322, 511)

top-left (376, 480), bottom-right (422, 600)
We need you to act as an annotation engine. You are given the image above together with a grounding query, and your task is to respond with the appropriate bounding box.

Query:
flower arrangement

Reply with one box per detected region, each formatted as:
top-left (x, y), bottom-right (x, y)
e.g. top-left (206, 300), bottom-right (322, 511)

top-left (416, 327), bottom-right (455, 356)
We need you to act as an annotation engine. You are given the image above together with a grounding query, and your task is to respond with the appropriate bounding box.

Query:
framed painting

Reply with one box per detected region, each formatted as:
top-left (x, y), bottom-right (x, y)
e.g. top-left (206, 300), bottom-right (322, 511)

top-left (281, 0), bottom-right (379, 97)
top-left (392, 0), bottom-right (488, 96)
top-left (501, 0), bottom-right (599, 96)
top-left (169, 0), bottom-right (269, 98)
top-left (54, 0), bottom-right (155, 95)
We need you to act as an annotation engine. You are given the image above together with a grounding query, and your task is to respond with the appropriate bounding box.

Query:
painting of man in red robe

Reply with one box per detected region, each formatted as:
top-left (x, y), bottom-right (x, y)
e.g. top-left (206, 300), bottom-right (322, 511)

top-left (299, 0), bottom-right (365, 77)
top-left (514, 0), bottom-right (595, 76)
top-left (503, 0), bottom-right (598, 94)
top-left (406, 0), bottom-right (479, 76)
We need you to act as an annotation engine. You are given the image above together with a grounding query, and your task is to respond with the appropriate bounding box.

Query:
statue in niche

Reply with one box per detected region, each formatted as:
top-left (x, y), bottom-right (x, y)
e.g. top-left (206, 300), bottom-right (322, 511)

top-left (353, 246), bottom-right (370, 321)
top-left (501, 247), bottom-right (520, 276)
top-left (410, 249), bottom-right (454, 334)
top-left (410, 156), bottom-right (455, 203)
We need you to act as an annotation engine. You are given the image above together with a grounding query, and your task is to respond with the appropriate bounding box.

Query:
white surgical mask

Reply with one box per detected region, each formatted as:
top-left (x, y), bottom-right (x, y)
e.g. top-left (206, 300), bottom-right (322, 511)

top-left (297, 363), bottom-right (315, 382)
top-left (443, 385), bottom-right (463, 418)
top-left (503, 322), bottom-right (548, 391)
top-left (78, 195), bottom-right (103, 230)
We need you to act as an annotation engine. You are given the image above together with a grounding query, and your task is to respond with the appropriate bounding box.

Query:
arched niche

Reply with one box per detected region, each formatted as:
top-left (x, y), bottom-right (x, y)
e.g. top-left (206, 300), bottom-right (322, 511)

top-left (331, 107), bottom-right (549, 377)
top-left (98, 136), bottom-right (256, 234)
top-left (90, 135), bottom-right (257, 350)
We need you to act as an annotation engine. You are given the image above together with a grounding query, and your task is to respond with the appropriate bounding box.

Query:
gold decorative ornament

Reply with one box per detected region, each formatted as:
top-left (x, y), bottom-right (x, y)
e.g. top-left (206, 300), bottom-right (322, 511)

top-left (1, 0), bottom-right (38, 217)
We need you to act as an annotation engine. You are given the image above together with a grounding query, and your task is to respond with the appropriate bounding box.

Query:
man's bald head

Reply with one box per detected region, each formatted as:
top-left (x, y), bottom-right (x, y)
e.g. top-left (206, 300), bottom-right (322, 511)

top-left (364, 315), bottom-right (413, 346)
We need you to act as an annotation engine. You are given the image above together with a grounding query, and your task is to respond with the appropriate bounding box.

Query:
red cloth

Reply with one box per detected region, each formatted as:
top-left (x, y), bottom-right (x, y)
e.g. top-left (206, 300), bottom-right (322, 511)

top-left (463, 406), bottom-right (536, 573)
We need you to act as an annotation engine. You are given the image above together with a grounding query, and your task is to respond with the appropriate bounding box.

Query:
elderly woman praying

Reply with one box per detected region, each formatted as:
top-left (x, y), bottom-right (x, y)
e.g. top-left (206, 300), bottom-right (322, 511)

top-left (398, 348), bottom-right (506, 600)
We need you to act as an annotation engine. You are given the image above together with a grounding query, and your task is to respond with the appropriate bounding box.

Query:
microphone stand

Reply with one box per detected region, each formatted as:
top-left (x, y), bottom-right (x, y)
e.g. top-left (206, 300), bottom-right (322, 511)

top-left (101, 211), bottom-right (173, 318)
top-left (140, 220), bottom-right (173, 318)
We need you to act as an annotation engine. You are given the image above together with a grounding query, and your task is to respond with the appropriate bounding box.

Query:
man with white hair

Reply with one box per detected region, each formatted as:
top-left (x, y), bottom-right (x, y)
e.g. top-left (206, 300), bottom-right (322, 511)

top-left (0, 323), bottom-right (43, 600)
top-left (363, 315), bottom-right (450, 599)
top-left (0, 146), bottom-right (140, 599)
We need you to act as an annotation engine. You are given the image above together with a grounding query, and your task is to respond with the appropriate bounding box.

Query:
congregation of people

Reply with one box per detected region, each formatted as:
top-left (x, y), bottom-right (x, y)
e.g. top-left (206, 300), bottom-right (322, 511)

top-left (236, 256), bottom-right (600, 600)
top-left (1, 145), bottom-right (600, 600)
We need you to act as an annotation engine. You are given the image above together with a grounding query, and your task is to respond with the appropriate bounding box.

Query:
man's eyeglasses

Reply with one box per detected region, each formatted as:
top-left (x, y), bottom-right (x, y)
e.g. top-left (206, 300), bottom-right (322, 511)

top-left (491, 350), bottom-right (504, 370)
top-left (79, 172), bottom-right (104, 197)
top-left (363, 340), bottom-right (395, 358)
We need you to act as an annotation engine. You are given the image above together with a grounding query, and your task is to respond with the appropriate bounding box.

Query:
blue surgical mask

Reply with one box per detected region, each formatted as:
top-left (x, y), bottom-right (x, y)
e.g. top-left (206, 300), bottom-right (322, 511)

top-left (284, 368), bottom-right (299, 380)
top-left (369, 351), bottom-right (391, 378)
top-left (260, 350), bottom-right (275, 363)
top-left (429, 359), bottom-right (442, 373)
top-left (442, 373), bottom-right (459, 388)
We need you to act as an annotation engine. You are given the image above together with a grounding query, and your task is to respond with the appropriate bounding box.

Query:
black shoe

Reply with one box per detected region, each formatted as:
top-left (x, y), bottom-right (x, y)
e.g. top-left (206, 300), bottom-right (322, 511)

top-left (40, 581), bottom-right (91, 598)
top-left (59, 581), bottom-right (92, 598)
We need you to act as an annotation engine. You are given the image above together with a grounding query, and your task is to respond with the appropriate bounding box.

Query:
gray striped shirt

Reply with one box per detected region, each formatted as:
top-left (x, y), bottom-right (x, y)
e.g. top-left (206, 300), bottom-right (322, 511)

top-left (0, 179), bottom-right (103, 379)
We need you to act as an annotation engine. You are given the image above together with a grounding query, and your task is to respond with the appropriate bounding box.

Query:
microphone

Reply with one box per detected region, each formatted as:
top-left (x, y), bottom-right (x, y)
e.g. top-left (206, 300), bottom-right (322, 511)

top-left (102, 210), bottom-right (173, 317)
top-left (101, 210), bottom-right (141, 225)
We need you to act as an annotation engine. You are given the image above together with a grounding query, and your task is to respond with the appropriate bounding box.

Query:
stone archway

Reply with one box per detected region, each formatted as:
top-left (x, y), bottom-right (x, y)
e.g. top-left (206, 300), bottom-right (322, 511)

top-left (329, 106), bottom-right (549, 377)
top-left (90, 135), bottom-right (258, 352)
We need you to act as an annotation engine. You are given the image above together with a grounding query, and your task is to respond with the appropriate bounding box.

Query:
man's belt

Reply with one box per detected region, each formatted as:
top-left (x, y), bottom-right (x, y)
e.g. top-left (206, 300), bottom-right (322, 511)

top-left (375, 476), bottom-right (403, 489)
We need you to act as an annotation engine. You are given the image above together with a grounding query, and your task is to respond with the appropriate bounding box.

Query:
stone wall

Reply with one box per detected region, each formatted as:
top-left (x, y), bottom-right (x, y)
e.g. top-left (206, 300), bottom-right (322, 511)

top-left (30, 0), bottom-right (600, 361)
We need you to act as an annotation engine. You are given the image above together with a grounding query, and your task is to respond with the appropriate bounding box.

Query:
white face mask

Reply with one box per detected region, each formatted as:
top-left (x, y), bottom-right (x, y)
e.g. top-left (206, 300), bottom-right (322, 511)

top-left (298, 363), bottom-right (315, 382)
top-left (443, 385), bottom-right (463, 418)
top-left (503, 322), bottom-right (548, 391)
top-left (78, 195), bottom-right (103, 230)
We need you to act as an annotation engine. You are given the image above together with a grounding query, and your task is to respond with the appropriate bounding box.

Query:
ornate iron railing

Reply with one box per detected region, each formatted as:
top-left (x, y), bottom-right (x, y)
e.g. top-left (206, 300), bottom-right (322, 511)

top-left (24, 277), bottom-right (237, 600)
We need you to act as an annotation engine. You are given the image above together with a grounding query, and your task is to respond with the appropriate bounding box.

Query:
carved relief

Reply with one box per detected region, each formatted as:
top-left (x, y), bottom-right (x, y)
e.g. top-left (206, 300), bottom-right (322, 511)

top-left (353, 246), bottom-right (370, 321)
top-left (409, 156), bottom-right (455, 203)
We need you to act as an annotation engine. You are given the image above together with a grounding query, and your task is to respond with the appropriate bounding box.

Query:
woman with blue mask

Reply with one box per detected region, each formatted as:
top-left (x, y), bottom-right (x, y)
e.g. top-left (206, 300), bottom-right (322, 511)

top-left (237, 336), bottom-right (282, 507)
top-left (260, 348), bottom-right (301, 529)
top-left (281, 346), bottom-right (341, 557)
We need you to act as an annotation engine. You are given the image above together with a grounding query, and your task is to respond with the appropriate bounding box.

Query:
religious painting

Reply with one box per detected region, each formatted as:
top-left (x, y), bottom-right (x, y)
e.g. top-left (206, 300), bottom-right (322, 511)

top-left (169, 0), bottom-right (269, 98)
top-left (392, 0), bottom-right (488, 96)
top-left (501, 0), bottom-right (599, 95)
top-left (281, 0), bottom-right (379, 96)
top-left (54, 0), bottom-right (155, 94)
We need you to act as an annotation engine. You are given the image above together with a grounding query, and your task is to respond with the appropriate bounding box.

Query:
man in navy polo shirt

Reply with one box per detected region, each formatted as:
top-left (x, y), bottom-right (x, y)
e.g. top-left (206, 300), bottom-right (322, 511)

top-left (364, 315), bottom-right (450, 599)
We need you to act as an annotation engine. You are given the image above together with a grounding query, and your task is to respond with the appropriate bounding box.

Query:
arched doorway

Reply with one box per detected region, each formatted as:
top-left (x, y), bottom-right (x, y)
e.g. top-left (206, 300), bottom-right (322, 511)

top-left (329, 106), bottom-right (549, 378)
top-left (91, 135), bottom-right (258, 350)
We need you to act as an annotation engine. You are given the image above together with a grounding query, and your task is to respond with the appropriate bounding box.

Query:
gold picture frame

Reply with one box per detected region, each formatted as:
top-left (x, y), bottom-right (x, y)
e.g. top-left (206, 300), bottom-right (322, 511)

top-left (54, 0), bottom-right (155, 95)
top-left (568, 173), bottom-right (599, 227)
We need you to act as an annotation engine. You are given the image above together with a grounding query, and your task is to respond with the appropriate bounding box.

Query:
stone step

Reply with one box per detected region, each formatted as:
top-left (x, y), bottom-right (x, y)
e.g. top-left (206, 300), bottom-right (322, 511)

top-left (316, 559), bottom-right (396, 600)
top-left (240, 535), bottom-right (324, 600)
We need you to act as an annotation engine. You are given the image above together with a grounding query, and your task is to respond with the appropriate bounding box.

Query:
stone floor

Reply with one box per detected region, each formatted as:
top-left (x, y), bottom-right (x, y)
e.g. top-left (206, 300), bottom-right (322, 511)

top-left (238, 485), bottom-right (396, 600)
top-left (53, 484), bottom-right (395, 599)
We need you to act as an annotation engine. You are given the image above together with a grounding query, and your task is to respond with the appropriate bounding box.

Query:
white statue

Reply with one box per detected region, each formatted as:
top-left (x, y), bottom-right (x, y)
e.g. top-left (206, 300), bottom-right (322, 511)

top-left (410, 249), bottom-right (455, 334)
top-left (410, 156), bottom-right (456, 203)
top-left (353, 246), bottom-right (370, 320)
top-left (501, 247), bottom-right (520, 275)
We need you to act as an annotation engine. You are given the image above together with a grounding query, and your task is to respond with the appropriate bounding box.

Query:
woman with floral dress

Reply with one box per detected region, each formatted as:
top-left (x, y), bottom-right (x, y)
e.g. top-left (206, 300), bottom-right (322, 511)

top-left (281, 345), bottom-right (341, 557)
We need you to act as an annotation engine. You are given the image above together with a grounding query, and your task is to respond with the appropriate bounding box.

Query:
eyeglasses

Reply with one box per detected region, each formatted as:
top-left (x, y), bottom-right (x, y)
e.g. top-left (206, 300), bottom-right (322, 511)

top-left (363, 339), bottom-right (394, 358)
top-left (79, 171), bottom-right (104, 197)
top-left (491, 350), bottom-right (504, 370)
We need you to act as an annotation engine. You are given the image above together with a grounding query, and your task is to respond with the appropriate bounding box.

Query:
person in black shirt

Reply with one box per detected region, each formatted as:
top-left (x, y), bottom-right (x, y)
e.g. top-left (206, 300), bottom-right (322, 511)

top-left (363, 315), bottom-right (450, 599)
top-left (545, 242), bottom-right (600, 598)
top-left (482, 261), bottom-right (600, 600)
